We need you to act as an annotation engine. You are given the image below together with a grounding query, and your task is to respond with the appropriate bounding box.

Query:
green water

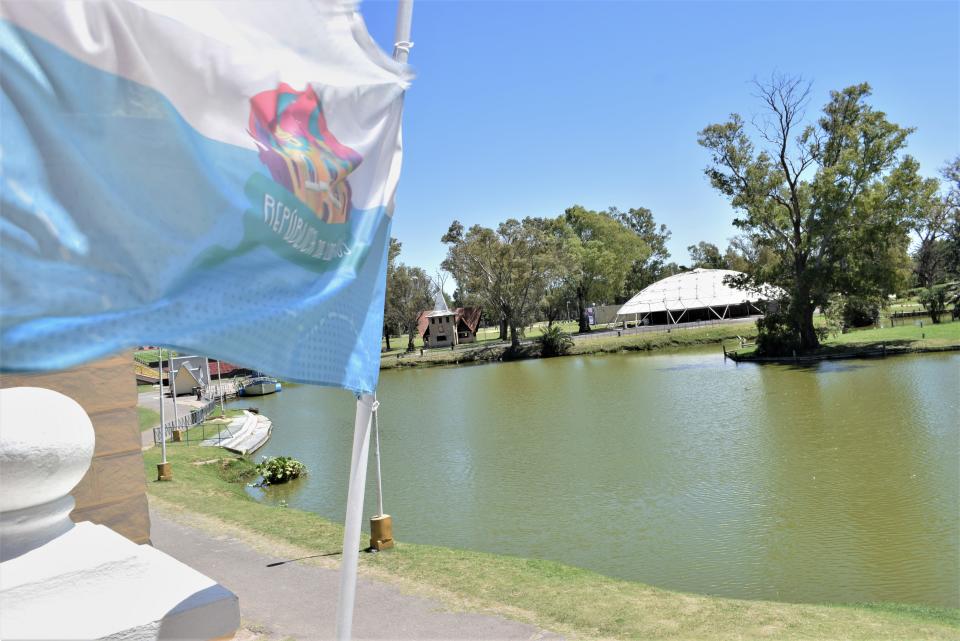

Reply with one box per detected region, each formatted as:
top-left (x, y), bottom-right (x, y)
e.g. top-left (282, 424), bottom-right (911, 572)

top-left (236, 349), bottom-right (960, 608)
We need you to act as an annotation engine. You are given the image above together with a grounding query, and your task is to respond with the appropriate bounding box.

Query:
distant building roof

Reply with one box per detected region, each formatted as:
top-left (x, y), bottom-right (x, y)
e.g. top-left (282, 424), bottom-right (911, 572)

top-left (617, 268), bottom-right (781, 316)
top-left (208, 361), bottom-right (244, 376)
top-left (456, 306), bottom-right (482, 333)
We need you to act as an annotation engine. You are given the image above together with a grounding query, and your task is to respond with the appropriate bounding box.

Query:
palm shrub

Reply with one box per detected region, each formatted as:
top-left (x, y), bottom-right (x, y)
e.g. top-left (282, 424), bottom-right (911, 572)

top-left (754, 308), bottom-right (802, 356)
top-left (919, 285), bottom-right (948, 323)
top-left (841, 295), bottom-right (883, 328)
top-left (256, 456), bottom-right (307, 485)
top-left (537, 324), bottom-right (574, 357)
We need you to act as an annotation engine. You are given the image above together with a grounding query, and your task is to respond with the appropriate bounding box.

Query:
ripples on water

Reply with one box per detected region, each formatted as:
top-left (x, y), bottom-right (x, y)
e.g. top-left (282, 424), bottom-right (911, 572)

top-left (240, 349), bottom-right (960, 607)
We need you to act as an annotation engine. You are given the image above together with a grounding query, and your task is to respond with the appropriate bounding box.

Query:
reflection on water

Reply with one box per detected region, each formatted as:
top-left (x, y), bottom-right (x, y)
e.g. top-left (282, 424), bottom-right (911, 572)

top-left (232, 349), bottom-right (960, 607)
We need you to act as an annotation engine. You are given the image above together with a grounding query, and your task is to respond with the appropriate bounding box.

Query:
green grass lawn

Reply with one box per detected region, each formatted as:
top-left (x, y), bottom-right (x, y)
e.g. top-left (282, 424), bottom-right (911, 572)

top-left (134, 348), bottom-right (177, 363)
top-left (145, 445), bottom-right (958, 641)
top-left (206, 407), bottom-right (245, 420)
top-left (735, 318), bottom-right (960, 359)
top-left (137, 406), bottom-right (161, 432)
top-left (829, 318), bottom-right (960, 346)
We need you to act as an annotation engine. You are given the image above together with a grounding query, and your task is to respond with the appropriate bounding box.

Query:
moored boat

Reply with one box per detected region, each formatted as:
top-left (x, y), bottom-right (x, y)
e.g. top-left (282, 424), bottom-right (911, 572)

top-left (238, 375), bottom-right (281, 396)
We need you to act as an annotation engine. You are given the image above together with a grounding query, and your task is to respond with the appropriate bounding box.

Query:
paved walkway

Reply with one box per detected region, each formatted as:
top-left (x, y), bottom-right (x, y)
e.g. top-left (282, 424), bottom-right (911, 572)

top-left (151, 510), bottom-right (563, 641)
top-left (138, 389), bottom-right (208, 419)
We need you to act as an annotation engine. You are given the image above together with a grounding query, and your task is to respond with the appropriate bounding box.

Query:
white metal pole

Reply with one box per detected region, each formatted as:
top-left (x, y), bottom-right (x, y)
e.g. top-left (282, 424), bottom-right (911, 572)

top-left (392, 0), bottom-right (414, 63)
top-left (335, 393), bottom-right (377, 641)
top-left (334, 4), bottom-right (413, 639)
top-left (168, 354), bottom-right (179, 426)
top-left (157, 347), bottom-right (167, 463)
top-left (204, 356), bottom-right (212, 397)
top-left (372, 395), bottom-right (384, 517)
top-left (216, 360), bottom-right (224, 414)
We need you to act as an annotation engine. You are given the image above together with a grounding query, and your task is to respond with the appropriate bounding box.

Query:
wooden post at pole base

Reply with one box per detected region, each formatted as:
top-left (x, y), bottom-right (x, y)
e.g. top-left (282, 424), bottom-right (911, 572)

top-left (156, 462), bottom-right (172, 481)
top-left (369, 515), bottom-right (394, 550)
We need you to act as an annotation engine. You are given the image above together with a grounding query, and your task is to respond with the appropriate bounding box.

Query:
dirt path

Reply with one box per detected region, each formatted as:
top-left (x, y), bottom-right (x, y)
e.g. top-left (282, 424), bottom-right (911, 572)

top-left (150, 508), bottom-right (563, 641)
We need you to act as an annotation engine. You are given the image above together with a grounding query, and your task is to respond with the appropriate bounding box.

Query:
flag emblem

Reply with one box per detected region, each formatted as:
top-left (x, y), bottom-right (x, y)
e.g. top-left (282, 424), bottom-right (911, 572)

top-left (248, 83), bottom-right (362, 224)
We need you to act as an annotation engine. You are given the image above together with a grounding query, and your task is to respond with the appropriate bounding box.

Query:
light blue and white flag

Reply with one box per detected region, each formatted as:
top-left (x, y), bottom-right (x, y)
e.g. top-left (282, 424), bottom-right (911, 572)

top-left (1, 0), bottom-right (410, 393)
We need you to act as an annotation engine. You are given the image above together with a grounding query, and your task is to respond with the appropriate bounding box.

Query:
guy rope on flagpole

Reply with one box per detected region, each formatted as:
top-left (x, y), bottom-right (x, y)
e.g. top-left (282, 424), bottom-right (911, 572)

top-left (334, 4), bottom-right (413, 638)
top-left (372, 396), bottom-right (384, 517)
top-left (368, 395), bottom-right (393, 551)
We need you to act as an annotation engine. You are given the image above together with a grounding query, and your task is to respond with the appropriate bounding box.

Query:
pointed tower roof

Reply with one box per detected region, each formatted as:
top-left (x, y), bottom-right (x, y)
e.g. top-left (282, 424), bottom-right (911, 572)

top-left (426, 286), bottom-right (452, 317)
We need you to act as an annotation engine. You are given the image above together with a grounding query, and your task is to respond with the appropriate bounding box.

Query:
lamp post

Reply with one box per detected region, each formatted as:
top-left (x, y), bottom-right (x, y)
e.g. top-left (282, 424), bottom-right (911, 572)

top-left (216, 360), bottom-right (224, 415)
top-left (156, 347), bottom-right (171, 481)
top-left (168, 354), bottom-right (179, 427)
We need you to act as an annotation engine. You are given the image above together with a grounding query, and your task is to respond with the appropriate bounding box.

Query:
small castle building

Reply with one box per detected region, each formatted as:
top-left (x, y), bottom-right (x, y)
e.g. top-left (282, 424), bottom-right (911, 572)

top-left (416, 293), bottom-right (482, 349)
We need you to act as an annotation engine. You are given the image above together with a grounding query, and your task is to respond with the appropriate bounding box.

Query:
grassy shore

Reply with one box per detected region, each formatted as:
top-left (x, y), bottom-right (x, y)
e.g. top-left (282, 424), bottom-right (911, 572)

top-left (732, 319), bottom-right (960, 360)
top-left (381, 321), bottom-right (759, 370)
top-left (144, 445), bottom-right (959, 640)
top-left (134, 348), bottom-right (176, 363)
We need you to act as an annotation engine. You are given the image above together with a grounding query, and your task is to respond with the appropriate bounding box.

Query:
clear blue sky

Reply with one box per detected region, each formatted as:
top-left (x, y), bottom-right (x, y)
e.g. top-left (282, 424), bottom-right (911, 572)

top-left (359, 0), bottom-right (959, 278)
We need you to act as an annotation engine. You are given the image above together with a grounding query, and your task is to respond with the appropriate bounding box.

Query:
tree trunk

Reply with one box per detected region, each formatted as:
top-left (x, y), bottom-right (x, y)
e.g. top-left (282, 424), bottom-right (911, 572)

top-left (384, 328), bottom-right (391, 351)
top-left (576, 291), bottom-right (590, 333)
top-left (407, 330), bottom-right (416, 352)
top-left (499, 318), bottom-right (508, 341)
top-left (793, 252), bottom-right (818, 352)
top-left (509, 322), bottom-right (520, 348)
top-left (796, 300), bottom-right (819, 352)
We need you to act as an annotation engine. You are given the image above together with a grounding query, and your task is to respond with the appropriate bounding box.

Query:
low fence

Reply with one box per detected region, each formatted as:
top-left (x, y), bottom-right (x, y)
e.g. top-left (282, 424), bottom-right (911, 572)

top-left (153, 398), bottom-right (217, 445)
top-left (887, 309), bottom-right (959, 325)
top-left (572, 314), bottom-right (763, 343)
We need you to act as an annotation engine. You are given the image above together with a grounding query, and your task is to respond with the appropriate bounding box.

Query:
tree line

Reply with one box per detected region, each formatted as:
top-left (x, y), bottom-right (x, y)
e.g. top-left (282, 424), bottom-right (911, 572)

top-left (384, 75), bottom-right (959, 355)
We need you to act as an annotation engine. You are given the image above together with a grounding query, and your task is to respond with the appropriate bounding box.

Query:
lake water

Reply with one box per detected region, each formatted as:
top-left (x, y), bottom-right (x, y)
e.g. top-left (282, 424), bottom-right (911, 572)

top-left (233, 348), bottom-right (960, 608)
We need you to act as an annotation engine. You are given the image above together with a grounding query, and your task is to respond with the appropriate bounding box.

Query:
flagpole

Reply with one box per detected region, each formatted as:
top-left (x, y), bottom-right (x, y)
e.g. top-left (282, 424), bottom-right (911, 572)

top-left (157, 348), bottom-right (167, 463)
top-left (168, 354), bottom-right (179, 426)
top-left (155, 347), bottom-right (172, 481)
top-left (334, 393), bottom-right (377, 641)
top-left (204, 356), bottom-right (212, 397)
top-left (334, 4), bottom-right (413, 639)
top-left (216, 360), bottom-right (225, 415)
top-left (392, 0), bottom-right (414, 63)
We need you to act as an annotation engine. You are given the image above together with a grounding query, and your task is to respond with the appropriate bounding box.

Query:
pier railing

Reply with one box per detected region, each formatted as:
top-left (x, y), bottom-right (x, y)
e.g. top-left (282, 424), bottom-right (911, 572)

top-left (153, 398), bottom-right (217, 445)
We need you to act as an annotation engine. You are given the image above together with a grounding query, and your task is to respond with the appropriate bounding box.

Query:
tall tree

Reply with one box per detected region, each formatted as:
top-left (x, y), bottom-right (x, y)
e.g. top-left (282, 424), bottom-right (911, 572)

top-left (561, 206), bottom-right (651, 332)
top-left (723, 234), bottom-right (780, 276)
top-left (687, 241), bottom-right (725, 269)
top-left (385, 260), bottom-right (434, 352)
top-left (442, 217), bottom-right (563, 347)
top-left (909, 177), bottom-right (950, 287)
top-left (610, 207), bottom-right (672, 298)
top-left (382, 238), bottom-right (402, 351)
top-left (940, 156), bottom-right (960, 280)
top-left (539, 281), bottom-right (575, 327)
top-left (698, 77), bottom-right (919, 353)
